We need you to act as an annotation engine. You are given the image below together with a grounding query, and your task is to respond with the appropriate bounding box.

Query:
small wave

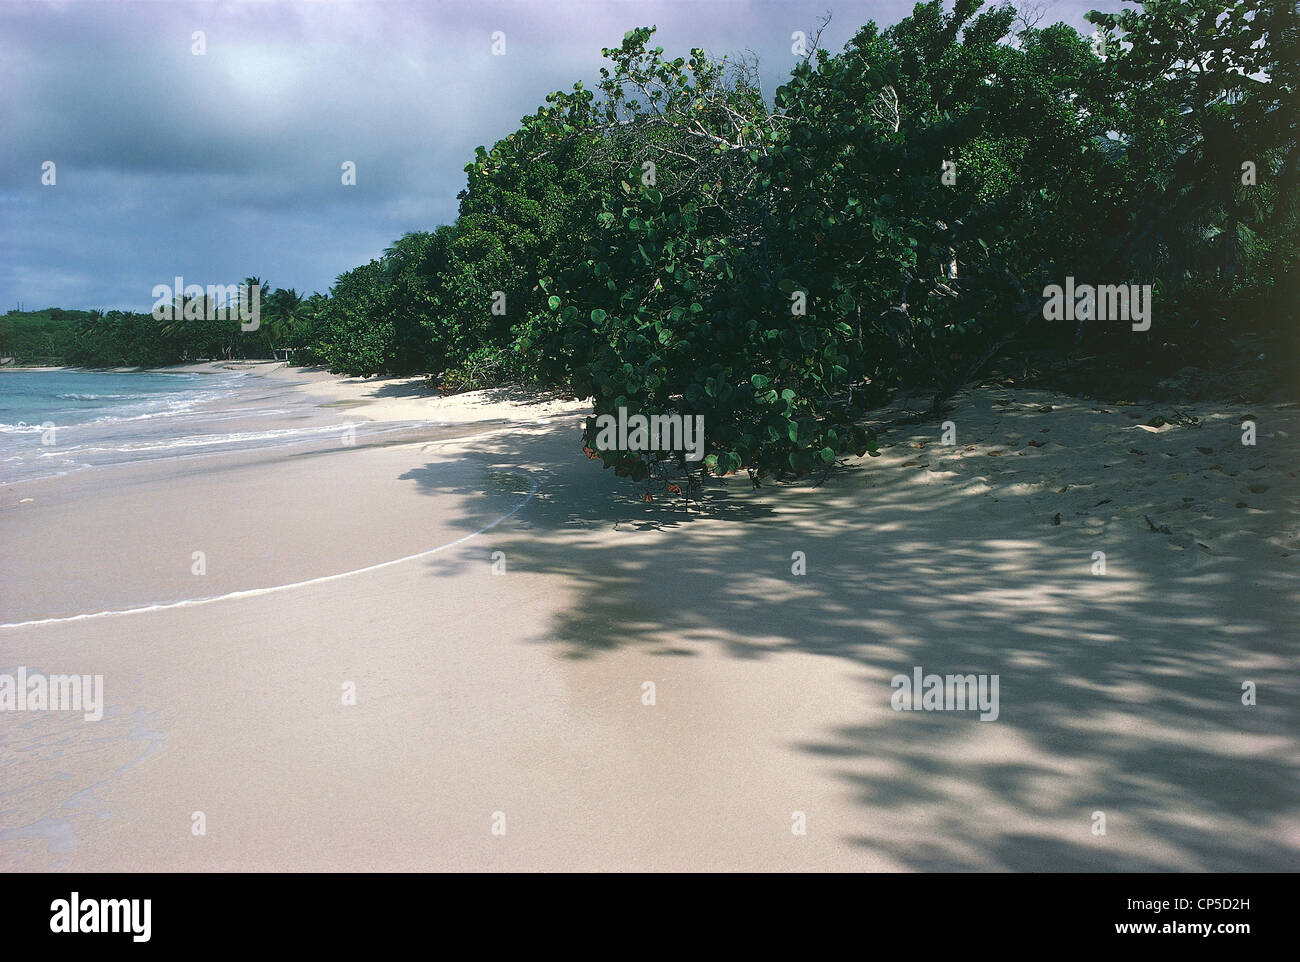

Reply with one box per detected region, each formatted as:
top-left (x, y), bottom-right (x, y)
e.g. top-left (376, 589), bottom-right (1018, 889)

top-left (35, 422), bottom-right (394, 456)
top-left (82, 394), bottom-right (221, 425)
top-left (56, 392), bottom-right (161, 401)
top-left (2, 389), bottom-right (239, 431)
top-left (0, 462), bottom-right (92, 483)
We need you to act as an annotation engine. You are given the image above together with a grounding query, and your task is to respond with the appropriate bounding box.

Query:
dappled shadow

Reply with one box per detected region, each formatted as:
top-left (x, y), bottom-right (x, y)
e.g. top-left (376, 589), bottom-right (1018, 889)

top-left (339, 375), bottom-right (573, 408)
top-left (338, 376), bottom-right (434, 400)
top-left (394, 387), bottom-right (1299, 870)
top-left (439, 384), bottom-right (576, 408)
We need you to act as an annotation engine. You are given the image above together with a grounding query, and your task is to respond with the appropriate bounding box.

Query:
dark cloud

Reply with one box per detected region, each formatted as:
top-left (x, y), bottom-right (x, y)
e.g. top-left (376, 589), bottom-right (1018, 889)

top-left (0, 0), bottom-right (1116, 311)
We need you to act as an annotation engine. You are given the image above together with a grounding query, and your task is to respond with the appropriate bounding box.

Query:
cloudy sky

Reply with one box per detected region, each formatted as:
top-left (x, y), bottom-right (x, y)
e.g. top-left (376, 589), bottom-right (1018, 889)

top-left (0, 0), bottom-right (1122, 312)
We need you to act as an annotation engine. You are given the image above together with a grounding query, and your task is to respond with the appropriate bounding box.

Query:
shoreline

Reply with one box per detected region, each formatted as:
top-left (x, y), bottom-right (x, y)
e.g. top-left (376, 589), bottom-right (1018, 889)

top-left (1, 367), bottom-right (1296, 871)
top-left (1, 361), bottom-right (589, 488)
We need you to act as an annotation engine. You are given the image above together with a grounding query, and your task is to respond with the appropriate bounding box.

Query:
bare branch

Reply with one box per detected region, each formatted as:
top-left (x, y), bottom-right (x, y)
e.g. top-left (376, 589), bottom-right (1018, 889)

top-left (805, 11), bottom-right (833, 62)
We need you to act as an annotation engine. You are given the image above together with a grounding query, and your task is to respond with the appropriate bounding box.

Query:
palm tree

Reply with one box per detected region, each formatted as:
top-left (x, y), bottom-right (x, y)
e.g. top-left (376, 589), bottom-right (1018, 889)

top-left (266, 287), bottom-right (304, 360)
top-left (241, 276), bottom-right (267, 303)
top-left (381, 232), bottom-right (432, 280)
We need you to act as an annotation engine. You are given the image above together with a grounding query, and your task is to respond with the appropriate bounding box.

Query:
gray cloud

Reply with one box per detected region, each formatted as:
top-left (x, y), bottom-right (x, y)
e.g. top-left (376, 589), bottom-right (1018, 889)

top-left (0, 0), bottom-right (1116, 311)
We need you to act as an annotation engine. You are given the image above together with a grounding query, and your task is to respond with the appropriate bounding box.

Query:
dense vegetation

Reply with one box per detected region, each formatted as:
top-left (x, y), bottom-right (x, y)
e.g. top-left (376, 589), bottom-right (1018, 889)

top-left (16, 0), bottom-right (1297, 488)
top-left (0, 309), bottom-right (87, 362)
top-left (2, 282), bottom-right (323, 368)
top-left (313, 0), bottom-right (1296, 486)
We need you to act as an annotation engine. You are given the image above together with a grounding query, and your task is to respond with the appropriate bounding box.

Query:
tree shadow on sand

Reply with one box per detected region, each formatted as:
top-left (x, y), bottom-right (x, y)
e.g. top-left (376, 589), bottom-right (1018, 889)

top-left (394, 393), bottom-right (1299, 870)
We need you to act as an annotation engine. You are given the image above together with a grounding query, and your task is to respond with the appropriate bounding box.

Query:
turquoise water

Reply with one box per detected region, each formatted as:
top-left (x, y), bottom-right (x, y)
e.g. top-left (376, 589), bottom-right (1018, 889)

top-left (0, 370), bottom-right (213, 427)
top-left (0, 369), bottom-right (427, 483)
top-left (0, 370), bottom-right (247, 482)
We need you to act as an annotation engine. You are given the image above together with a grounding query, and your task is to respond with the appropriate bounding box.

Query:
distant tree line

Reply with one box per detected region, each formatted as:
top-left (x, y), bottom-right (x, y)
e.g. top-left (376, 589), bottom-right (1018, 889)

top-left (1, 282), bottom-right (324, 367)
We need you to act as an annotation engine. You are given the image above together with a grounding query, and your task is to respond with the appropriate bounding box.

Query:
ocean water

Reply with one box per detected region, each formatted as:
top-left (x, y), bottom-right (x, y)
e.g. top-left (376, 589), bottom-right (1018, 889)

top-left (0, 369), bottom-right (416, 483)
top-left (0, 370), bottom-right (220, 427)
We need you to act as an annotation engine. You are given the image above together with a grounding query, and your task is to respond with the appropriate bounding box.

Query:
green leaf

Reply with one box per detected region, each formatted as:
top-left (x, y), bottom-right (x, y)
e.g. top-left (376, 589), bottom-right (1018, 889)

top-left (547, 295), bottom-right (562, 310)
top-left (590, 308), bottom-right (607, 323)
top-left (750, 374), bottom-right (770, 389)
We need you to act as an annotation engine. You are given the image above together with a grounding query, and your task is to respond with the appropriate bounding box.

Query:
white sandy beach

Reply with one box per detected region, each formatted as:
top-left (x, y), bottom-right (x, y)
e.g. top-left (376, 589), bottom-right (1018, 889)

top-left (1, 362), bottom-right (1296, 871)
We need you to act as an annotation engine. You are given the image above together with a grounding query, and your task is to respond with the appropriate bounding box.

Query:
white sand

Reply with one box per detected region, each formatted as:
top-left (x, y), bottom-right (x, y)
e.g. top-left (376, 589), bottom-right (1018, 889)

top-left (1, 365), bottom-right (1295, 870)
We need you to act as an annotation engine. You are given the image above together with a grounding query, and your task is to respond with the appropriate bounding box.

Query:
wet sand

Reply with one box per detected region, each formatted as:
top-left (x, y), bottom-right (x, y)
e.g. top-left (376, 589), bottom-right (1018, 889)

top-left (2, 365), bottom-right (1296, 870)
